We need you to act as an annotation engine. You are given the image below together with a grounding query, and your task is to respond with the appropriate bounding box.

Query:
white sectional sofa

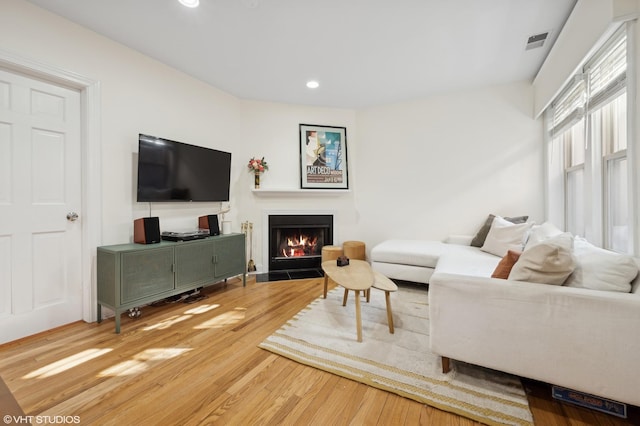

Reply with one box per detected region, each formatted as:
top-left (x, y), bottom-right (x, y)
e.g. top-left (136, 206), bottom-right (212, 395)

top-left (370, 218), bottom-right (640, 407)
top-left (370, 236), bottom-right (485, 284)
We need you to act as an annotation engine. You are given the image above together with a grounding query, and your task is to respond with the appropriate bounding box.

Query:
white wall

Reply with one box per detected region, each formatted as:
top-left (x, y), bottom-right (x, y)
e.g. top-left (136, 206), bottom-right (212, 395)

top-left (1, 0), bottom-right (244, 245)
top-left (234, 100), bottom-right (358, 271)
top-left (2, 0), bottom-right (546, 269)
top-left (355, 82), bottom-right (545, 252)
top-left (199, 88), bottom-right (544, 268)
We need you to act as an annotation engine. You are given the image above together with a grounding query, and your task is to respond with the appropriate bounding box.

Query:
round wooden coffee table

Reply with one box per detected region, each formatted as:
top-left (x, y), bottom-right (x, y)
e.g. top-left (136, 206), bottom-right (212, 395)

top-left (322, 259), bottom-right (374, 342)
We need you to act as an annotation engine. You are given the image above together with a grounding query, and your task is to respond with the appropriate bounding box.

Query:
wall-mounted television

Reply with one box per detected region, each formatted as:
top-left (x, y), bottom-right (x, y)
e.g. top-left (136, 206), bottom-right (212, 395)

top-left (137, 134), bottom-right (232, 202)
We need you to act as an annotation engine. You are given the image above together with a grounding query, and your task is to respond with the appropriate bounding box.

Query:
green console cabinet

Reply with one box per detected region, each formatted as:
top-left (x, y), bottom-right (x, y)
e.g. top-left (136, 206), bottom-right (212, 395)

top-left (174, 239), bottom-right (217, 290)
top-left (97, 233), bottom-right (246, 333)
top-left (212, 234), bottom-right (246, 278)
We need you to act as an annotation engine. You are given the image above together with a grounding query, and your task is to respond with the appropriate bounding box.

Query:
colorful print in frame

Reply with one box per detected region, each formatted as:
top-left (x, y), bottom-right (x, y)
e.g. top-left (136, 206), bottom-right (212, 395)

top-left (299, 124), bottom-right (348, 189)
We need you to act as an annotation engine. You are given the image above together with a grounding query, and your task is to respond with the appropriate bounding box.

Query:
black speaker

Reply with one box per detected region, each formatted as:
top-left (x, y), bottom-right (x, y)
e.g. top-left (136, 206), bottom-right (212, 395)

top-left (134, 217), bottom-right (161, 244)
top-left (198, 214), bottom-right (220, 236)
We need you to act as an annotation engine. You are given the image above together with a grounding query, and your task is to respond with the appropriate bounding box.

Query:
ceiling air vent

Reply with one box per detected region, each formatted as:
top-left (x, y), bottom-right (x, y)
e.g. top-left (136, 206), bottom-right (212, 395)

top-left (526, 32), bottom-right (549, 50)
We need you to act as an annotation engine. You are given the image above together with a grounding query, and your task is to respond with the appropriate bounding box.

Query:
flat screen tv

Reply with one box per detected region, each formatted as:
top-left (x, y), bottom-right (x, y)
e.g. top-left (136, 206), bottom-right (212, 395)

top-left (137, 134), bottom-right (232, 202)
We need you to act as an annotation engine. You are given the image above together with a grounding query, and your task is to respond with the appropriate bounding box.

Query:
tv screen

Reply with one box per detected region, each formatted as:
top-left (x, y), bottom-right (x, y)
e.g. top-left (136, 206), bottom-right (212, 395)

top-left (137, 134), bottom-right (231, 202)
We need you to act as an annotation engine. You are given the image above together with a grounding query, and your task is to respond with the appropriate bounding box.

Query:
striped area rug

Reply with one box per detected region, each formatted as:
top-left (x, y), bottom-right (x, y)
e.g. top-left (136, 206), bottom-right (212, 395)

top-left (258, 285), bottom-right (533, 426)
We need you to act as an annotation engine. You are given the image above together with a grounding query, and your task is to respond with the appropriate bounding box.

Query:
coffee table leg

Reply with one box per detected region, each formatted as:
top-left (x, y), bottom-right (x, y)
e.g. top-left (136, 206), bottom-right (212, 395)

top-left (355, 290), bottom-right (362, 342)
top-left (323, 274), bottom-right (328, 298)
top-left (385, 291), bottom-right (394, 334)
top-left (342, 288), bottom-right (349, 306)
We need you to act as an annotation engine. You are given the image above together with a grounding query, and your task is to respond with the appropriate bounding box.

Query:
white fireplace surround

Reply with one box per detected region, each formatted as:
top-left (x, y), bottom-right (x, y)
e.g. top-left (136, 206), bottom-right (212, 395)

top-left (261, 209), bottom-right (338, 273)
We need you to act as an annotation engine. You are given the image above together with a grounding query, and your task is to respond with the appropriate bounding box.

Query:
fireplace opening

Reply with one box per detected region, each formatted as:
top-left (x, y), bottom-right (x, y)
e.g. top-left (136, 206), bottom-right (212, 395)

top-left (268, 214), bottom-right (333, 272)
top-left (276, 228), bottom-right (322, 259)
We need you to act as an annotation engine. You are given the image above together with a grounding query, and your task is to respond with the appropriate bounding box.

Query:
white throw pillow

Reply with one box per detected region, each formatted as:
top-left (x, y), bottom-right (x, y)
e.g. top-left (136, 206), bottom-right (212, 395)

top-left (565, 237), bottom-right (638, 293)
top-left (508, 233), bottom-right (575, 285)
top-left (526, 222), bottom-right (563, 248)
top-left (481, 216), bottom-right (533, 258)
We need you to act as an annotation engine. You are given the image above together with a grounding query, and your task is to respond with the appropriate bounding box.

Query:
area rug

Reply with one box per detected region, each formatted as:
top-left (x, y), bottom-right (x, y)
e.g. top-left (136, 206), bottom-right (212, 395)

top-left (258, 285), bottom-right (533, 426)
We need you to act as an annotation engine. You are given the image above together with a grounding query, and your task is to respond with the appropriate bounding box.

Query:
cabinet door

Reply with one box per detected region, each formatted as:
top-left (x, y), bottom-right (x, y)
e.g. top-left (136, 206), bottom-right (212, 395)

top-left (121, 247), bottom-right (174, 303)
top-left (175, 240), bottom-right (214, 289)
top-left (213, 234), bottom-right (246, 278)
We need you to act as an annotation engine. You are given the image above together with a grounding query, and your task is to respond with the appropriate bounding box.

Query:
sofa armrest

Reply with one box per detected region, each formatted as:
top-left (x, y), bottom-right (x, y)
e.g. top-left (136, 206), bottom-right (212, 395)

top-left (429, 272), bottom-right (640, 406)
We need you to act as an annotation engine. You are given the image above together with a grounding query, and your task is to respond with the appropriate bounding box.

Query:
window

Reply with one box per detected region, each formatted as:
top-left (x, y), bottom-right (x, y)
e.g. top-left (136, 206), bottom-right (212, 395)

top-left (606, 154), bottom-right (628, 251)
top-left (547, 25), bottom-right (631, 253)
top-left (593, 92), bottom-right (628, 251)
top-left (562, 120), bottom-right (585, 237)
top-left (549, 75), bottom-right (586, 238)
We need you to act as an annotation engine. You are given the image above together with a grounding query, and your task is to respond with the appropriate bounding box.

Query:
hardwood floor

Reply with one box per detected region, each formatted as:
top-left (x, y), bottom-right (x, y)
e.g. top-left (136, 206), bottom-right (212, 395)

top-left (0, 276), bottom-right (637, 425)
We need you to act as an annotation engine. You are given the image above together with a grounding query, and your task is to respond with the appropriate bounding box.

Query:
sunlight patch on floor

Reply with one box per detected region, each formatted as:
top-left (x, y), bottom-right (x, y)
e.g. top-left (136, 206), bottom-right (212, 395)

top-left (194, 307), bottom-right (247, 329)
top-left (142, 304), bottom-right (222, 331)
top-left (23, 348), bottom-right (113, 379)
top-left (143, 314), bottom-right (192, 331)
top-left (98, 347), bottom-right (192, 377)
top-left (184, 303), bottom-right (220, 315)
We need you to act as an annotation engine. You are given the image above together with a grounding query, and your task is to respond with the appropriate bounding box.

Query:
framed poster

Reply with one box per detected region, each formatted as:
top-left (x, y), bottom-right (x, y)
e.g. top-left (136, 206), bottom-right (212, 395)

top-left (299, 124), bottom-right (348, 189)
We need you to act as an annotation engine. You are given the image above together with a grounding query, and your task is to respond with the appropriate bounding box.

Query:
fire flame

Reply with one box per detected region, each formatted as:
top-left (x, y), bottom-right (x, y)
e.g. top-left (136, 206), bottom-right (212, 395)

top-left (281, 233), bottom-right (318, 257)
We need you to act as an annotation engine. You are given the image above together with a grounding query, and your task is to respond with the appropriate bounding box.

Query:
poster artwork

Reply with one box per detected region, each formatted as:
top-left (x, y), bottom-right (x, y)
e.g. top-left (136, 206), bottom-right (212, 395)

top-left (304, 129), bottom-right (344, 184)
top-left (299, 124), bottom-right (348, 189)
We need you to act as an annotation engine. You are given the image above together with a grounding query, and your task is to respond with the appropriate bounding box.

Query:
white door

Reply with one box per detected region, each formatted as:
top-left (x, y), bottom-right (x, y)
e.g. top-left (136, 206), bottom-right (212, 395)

top-left (0, 68), bottom-right (83, 344)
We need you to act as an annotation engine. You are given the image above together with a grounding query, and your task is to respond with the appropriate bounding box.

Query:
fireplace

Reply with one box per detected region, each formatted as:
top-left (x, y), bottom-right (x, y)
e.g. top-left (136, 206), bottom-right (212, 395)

top-left (268, 214), bottom-right (333, 271)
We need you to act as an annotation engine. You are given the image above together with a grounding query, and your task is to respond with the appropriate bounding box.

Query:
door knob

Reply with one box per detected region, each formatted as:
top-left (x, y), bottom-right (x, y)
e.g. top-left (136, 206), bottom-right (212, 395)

top-left (66, 212), bottom-right (79, 222)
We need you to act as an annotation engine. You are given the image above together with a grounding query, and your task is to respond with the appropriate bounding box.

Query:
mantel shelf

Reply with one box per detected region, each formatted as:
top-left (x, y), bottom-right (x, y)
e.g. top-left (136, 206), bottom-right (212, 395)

top-left (252, 188), bottom-right (351, 196)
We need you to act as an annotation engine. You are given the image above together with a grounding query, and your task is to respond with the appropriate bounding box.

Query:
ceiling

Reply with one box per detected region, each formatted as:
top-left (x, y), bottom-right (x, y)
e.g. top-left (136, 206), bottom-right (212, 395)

top-left (25, 0), bottom-right (577, 109)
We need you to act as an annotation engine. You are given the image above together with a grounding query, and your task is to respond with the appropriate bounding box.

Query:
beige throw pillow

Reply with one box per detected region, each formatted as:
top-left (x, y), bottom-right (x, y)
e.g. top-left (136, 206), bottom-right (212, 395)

top-left (481, 216), bottom-right (532, 257)
top-left (508, 233), bottom-right (576, 285)
top-left (565, 237), bottom-right (638, 293)
top-left (526, 221), bottom-right (563, 247)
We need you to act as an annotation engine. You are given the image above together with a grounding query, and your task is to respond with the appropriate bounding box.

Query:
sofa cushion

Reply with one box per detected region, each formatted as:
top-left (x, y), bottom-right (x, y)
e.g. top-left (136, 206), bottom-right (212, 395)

top-left (470, 214), bottom-right (529, 247)
top-left (434, 249), bottom-right (502, 277)
top-left (370, 261), bottom-right (434, 284)
top-left (481, 216), bottom-right (533, 257)
top-left (371, 239), bottom-right (496, 269)
top-left (491, 250), bottom-right (521, 279)
top-left (508, 233), bottom-right (575, 285)
top-left (565, 237), bottom-right (638, 293)
top-left (370, 240), bottom-right (447, 268)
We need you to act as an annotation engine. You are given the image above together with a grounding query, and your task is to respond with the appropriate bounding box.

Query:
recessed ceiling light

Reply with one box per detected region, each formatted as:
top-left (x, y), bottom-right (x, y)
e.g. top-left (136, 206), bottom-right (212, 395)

top-left (306, 80), bottom-right (320, 89)
top-left (179, 0), bottom-right (199, 8)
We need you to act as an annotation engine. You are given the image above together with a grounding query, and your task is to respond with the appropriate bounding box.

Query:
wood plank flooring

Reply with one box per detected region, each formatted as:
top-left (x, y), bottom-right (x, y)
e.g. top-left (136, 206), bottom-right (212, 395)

top-left (0, 276), bottom-right (637, 425)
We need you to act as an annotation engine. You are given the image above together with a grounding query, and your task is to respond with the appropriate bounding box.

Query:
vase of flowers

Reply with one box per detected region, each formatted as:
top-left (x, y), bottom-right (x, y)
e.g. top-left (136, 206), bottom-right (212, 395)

top-left (248, 157), bottom-right (268, 189)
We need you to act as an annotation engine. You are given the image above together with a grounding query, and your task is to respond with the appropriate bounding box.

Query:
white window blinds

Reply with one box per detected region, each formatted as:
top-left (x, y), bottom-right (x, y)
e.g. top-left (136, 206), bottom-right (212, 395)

top-left (549, 26), bottom-right (627, 137)
top-left (550, 76), bottom-right (585, 137)
top-left (587, 28), bottom-right (627, 111)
